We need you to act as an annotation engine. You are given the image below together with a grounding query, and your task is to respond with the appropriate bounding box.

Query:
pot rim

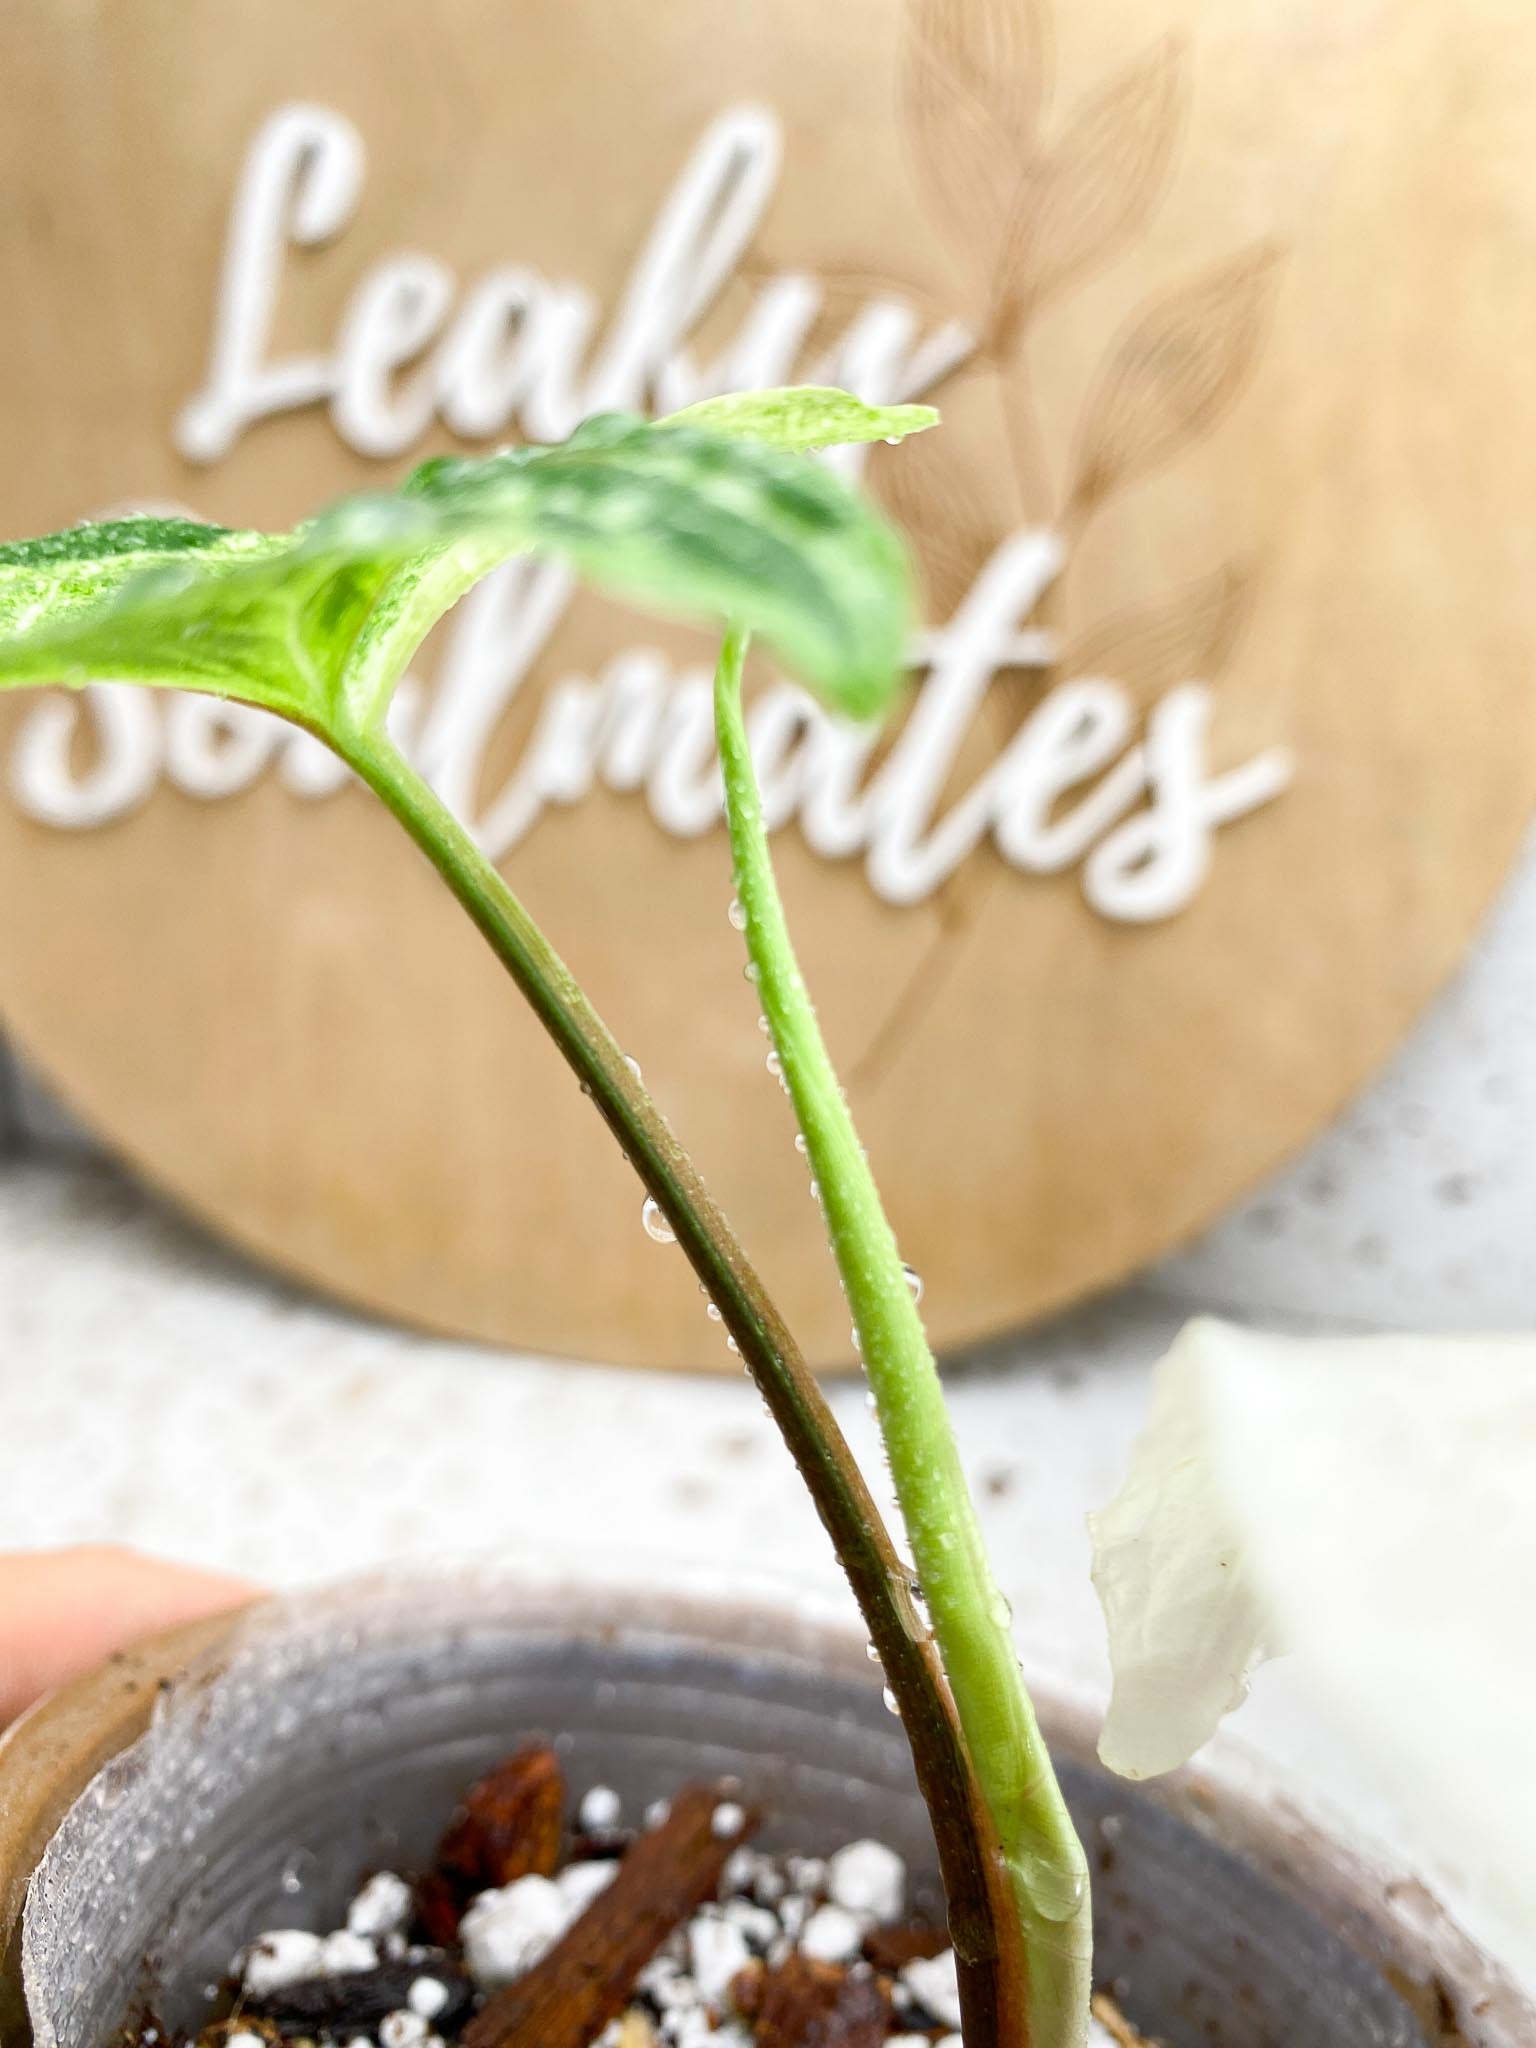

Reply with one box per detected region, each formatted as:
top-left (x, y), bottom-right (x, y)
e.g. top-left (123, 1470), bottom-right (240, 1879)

top-left (1, 1558), bottom-right (1530, 2047)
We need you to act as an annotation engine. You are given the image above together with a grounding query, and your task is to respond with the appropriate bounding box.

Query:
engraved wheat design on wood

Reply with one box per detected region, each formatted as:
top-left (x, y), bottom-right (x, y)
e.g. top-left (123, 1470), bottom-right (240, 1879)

top-left (852, 0), bottom-right (1287, 1085)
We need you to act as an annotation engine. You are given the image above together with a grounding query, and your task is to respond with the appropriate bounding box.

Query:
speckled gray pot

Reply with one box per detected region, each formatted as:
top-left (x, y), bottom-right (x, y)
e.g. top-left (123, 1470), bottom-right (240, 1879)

top-left (0, 1566), bottom-right (1529, 2048)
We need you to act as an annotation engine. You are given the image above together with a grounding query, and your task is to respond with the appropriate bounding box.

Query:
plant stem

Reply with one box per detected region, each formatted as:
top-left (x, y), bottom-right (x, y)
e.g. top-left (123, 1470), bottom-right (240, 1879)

top-left (340, 729), bottom-right (1030, 2048)
top-left (712, 626), bottom-right (1093, 2048)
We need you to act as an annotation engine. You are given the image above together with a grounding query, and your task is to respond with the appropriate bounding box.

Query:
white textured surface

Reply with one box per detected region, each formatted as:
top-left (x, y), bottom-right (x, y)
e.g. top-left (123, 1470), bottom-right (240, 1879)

top-left (1155, 823), bottom-right (1536, 1329)
top-left (0, 1155), bottom-right (1163, 1598)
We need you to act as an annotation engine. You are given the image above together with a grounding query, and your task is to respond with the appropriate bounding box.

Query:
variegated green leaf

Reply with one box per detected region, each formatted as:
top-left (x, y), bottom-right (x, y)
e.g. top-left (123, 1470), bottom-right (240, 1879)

top-left (0, 395), bottom-right (923, 742)
top-left (0, 501), bottom-right (433, 728)
top-left (661, 386), bottom-right (938, 454)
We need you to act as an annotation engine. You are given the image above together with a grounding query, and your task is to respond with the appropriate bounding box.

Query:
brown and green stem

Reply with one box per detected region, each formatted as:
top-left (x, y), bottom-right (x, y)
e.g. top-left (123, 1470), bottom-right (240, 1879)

top-left (712, 627), bottom-right (1093, 2048)
top-left (338, 728), bottom-right (1030, 2048)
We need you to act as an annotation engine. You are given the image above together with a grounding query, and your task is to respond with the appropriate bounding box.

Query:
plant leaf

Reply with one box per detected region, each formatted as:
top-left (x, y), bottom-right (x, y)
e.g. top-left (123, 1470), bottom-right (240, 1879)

top-left (660, 387), bottom-right (938, 453)
top-left (1090, 1317), bottom-right (1536, 1930)
top-left (1069, 245), bottom-right (1281, 513)
top-left (390, 413), bottom-right (918, 722)
top-left (1089, 1318), bottom-right (1283, 1781)
top-left (0, 505), bottom-right (432, 726)
top-left (0, 398), bottom-right (924, 737)
top-left (1002, 40), bottom-right (1187, 311)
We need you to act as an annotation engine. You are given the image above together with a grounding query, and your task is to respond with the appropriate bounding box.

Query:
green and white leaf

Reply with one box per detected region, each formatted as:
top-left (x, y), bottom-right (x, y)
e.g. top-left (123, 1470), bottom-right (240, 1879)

top-left (661, 386), bottom-right (938, 453)
top-left (1091, 1316), bottom-right (1536, 1924)
top-left (0, 396), bottom-right (921, 745)
top-left (0, 504), bottom-right (433, 728)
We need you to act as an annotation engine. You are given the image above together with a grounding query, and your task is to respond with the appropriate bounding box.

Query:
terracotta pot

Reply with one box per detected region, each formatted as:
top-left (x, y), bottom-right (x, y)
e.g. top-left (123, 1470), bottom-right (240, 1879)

top-left (0, 1567), bottom-right (1528, 2047)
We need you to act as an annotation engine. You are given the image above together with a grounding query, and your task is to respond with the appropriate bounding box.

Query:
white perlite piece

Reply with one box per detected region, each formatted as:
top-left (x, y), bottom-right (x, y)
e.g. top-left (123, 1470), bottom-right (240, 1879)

top-left (579, 1783), bottom-right (623, 1831)
top-left (408, 1976), bottom-right (452, 2019)
top-left (638, 1955), bottom-right (690, 2005)
top-left (722, 1896), bottom-right (778, 1950)
top-left (776, 1894), bottom-right (810, 1942)
top-left (710, 1801), bottom-right (746, 1839)
top-left (688, 1913), bottom-right (752, 2004)
top-left (241, 1927), bottom-right (326, 1996)
top-left (347, 1870), bottom-right (415, 1940)
top-left (665, 2016), bottom-right (714, 2048)
top-left (460, 1873), bottom-right (570, 1988)
top-left (557, 1857), bottom-right (621, 1915)
top-left (319, 1929), bottom-right (379, 1974)
top-left (797, 1903), bottom-right (863, 1964)
top-left (826, 1839), bottom-right (905, 1921)
top-left (378, 2013), bottom-right (435, 2048)
top-left (460, 1861), bottom-right (622, 1991)
top-left (900, 1948), bottom-right (963, 2032)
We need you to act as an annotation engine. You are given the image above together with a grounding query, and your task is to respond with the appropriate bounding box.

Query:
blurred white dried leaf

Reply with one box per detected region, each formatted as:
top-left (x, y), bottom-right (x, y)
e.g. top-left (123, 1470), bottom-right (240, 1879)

top-left (1090, 1317), bottom-right (1536, 1923)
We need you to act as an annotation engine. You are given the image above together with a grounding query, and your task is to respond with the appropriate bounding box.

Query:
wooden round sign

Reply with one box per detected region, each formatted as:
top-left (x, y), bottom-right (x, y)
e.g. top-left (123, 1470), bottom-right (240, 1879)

top-left (0, 0), bottom-right (1533, 1370)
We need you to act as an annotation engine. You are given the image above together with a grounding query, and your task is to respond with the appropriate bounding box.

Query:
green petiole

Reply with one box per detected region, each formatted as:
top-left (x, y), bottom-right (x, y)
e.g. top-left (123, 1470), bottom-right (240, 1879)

top-left (713, 625), bottom-right (1092, 2048)
top-left (338, 724), bottom-right (1034, 2048)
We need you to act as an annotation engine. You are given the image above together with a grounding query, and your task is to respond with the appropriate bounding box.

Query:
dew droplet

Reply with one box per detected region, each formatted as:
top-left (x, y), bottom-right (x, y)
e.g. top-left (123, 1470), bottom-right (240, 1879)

top-left (989, 1590), bottom-right (1014, 1630)
top-left (864, 1389), bottom-right (877, 1411)
top-left (624, 1054), bottom-right (642, 1079)
top-left (882, 1686), bottom-right (902, 1717)
top-left (641, 1198), bottom-right (676, 1244)
top-left (865, 1641), bottom-right (882, 1663)
top-left (766, 1050), bottom-right (782, 1079)
top-left (902, 1263), bottom-right (924, 1304)
top-left (728, 898), bottom-right (747, 931)
top-left (757, 1015), bottom-right (772, 1035)
top-left (726, 1335), bottom-right (741, 1355)
top-left (706, 1301), bottom-right (723, 1322)
top-left (743, 960), bottom-right (759, 984)
top-left (793, 1133), bottom-right (809, 1155)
